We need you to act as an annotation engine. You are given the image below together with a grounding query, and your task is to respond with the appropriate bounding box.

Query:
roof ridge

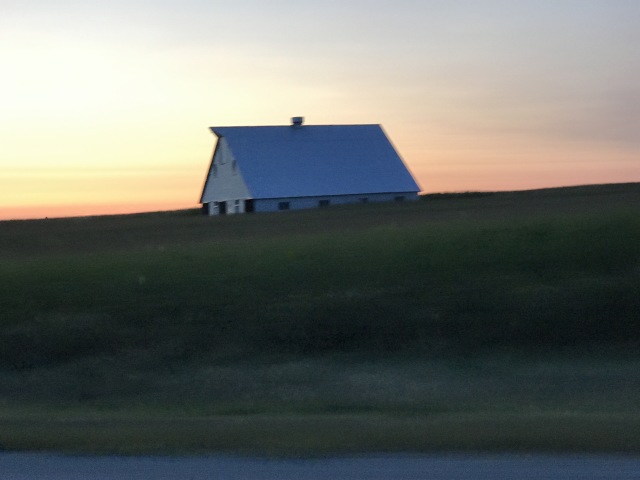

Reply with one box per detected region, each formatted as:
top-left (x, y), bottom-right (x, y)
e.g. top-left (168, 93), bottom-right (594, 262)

top-left (210, 123), bottom-right (381, 130)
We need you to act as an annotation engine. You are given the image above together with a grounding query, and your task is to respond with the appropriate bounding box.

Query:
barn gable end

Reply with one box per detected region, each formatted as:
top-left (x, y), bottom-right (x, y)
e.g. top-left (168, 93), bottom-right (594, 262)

top-left (200, 137), bottom-right (251, 215)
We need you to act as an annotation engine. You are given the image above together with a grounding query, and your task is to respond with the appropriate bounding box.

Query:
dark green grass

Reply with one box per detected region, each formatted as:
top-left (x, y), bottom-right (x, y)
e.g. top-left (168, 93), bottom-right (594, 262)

top-left (3, 412), bottom-right (640, 456)
top-left (2, 194), bottom-right (638, 365)
top-left (2, 353), bottom-right (640, 454)
top-left (1, 183), bottom-right (640, 454)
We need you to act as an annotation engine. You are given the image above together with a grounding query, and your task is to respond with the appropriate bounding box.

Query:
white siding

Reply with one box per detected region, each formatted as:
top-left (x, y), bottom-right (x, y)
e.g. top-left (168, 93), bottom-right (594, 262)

top-left (201, 138), bottom-right (252, 215)
top-left (254, 192), bottom-right (419, 213)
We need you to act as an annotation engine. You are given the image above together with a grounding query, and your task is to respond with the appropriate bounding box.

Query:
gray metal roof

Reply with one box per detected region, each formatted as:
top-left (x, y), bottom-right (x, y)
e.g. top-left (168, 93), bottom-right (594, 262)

top-left (210, 124), bottom-right (421, 199)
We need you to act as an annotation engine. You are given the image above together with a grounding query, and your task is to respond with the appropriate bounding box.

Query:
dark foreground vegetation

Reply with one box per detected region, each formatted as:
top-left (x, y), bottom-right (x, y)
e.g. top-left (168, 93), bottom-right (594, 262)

top-left (1, 183), bottom-right (639, 455)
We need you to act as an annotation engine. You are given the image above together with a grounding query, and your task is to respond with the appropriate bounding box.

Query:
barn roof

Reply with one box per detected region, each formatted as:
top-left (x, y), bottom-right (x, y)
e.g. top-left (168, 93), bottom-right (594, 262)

top-left (209, 124), bottom-right (421, 199)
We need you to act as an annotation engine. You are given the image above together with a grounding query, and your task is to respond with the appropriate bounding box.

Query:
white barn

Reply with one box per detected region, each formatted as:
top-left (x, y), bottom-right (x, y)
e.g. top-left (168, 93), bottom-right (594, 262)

top-left (200, 117), bottom-right (421, 215)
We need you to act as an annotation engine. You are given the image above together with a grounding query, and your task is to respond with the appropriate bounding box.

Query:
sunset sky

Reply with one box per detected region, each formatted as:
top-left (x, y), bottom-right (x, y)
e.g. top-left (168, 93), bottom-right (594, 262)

top-left (2, 1), bottom-right (639, 220)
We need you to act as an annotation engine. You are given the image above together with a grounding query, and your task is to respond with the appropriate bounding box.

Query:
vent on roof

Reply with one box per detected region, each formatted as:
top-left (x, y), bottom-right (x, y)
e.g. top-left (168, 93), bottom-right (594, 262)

top-left (291, 116), bottom-right (304, 127)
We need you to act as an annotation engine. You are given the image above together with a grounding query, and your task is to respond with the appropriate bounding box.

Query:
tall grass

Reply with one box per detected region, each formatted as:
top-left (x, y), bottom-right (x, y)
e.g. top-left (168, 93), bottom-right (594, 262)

top-left (3, 412), bottom-right (640, 455)
top-left (1, 184), bottom-right (640, 453)
top-left (1, 207), bottom-right (639, 369)
top-left (0, 214), bottom-right (640, 374)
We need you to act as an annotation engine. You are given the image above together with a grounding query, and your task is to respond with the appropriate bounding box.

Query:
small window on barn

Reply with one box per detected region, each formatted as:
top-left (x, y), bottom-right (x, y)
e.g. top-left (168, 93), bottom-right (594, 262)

top-left (318, 199), bottom-right (330, 208)
top-left (232, 160), bottom-right (237, 174)
top-left (278, 201), bottom-right (290, 211)
top-left (394, 196), bottom-right (405, 202)
top-left (234, 199), bottom-right (240, 213)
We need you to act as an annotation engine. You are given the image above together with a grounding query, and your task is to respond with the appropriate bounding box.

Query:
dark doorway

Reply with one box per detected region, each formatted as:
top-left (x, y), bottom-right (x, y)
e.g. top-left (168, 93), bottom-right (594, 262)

top-left (245, 199), bottom-right (255, 213)
top-left (218, 201), bottom-right (227, 215)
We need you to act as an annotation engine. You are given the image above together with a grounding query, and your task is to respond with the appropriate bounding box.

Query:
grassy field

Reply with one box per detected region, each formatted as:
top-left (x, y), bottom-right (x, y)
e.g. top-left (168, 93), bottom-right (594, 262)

top-left (1, 183), bottom-right (639, 455)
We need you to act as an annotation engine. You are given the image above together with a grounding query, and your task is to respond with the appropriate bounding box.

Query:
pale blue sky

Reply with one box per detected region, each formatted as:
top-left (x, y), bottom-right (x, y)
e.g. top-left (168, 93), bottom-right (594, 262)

top-left (2, 1), bottom-right (639, 218)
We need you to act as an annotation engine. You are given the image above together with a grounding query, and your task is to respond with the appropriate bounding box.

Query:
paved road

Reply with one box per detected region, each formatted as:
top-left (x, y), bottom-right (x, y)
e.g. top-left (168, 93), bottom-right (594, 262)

top-left (1, 453), bottom-right (639, 479)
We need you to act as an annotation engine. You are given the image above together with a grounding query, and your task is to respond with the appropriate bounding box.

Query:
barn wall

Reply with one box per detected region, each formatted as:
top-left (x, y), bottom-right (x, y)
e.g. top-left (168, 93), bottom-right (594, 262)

top-left (205, 199), bottom-right (247, 216)
top-left (201, 137), bottom-right (251, 211)
top-left (254, 192), bottom-right (418, 213)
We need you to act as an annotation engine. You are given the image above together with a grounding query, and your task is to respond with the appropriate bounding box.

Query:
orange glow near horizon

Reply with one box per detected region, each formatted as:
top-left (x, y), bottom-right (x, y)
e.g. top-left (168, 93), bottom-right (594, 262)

top-left (2, 128), bottom-right (638, 220)
top-left (0, 202), bottom-right (196, 222)
top-left (1, 164), bottom-right (206, 220)
top-left (3, 144), bottom-right (636, 221)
